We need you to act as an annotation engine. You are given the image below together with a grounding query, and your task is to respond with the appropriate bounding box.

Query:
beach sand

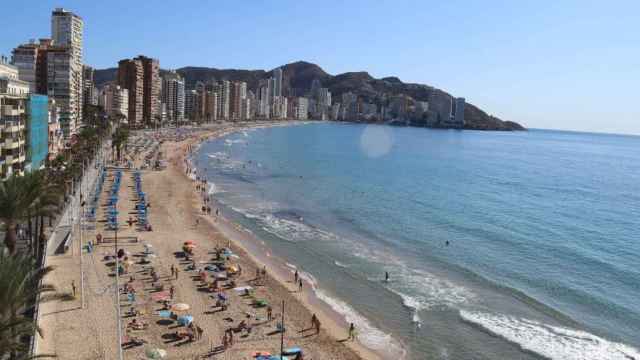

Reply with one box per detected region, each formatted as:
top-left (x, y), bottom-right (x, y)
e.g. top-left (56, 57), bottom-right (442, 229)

top-left (35, 123), bottom-right (382, 359)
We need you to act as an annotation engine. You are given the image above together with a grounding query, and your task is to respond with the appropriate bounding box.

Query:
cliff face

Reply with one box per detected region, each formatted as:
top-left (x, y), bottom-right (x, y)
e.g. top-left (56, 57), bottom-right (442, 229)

top-left (94, 61), bottom-right (525, 131)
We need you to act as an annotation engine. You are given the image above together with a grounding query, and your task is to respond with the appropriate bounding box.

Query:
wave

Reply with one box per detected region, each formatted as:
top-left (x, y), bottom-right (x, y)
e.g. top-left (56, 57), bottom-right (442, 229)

top-left (460, 310), bottom-right (640, 360)
top-left (207, 183), bottom-right (217, 195)
top-left (315, 288), bottom-right (405, 357)
top-left (334, 260), bottom-right (349, 268)
top-left (224, 138), bottom-right (246, 146)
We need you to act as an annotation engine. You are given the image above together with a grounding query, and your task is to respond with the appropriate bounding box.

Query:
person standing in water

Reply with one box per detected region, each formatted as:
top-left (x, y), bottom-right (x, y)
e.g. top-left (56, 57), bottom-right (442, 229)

top-left (385, 271), bottom-right (389, 282)
top-left (348, 323), bottom-right (356, 341)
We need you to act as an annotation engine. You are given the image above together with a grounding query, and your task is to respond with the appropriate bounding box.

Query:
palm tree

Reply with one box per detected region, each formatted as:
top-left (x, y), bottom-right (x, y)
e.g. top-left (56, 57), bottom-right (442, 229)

top-left (28, 176), bottom-right (61, 261)
top-left (0, 173), bottom-right (41, 254)
top-left (0, 252), bottom-right (58, 359)
top-left (111, 127), bottom-right (129, 162)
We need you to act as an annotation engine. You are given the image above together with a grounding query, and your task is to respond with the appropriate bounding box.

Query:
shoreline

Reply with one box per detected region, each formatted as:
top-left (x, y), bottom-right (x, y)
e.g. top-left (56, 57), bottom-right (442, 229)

top-left (181, 121), bottom-right (395, 359)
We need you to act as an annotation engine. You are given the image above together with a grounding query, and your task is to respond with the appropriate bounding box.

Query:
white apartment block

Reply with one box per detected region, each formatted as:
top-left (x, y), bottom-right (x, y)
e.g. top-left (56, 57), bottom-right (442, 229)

top-left (50, 8), bottom-right (83, 137)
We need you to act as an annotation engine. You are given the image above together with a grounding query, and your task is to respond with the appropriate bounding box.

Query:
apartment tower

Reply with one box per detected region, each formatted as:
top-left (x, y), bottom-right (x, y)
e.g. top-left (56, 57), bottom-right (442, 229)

top-left (50, 8), bottom-right (83, 137)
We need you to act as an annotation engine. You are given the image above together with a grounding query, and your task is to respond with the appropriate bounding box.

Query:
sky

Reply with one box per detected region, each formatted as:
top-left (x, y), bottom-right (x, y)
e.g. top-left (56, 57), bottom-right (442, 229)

top-left (3, 0), bottom-right (639, 134)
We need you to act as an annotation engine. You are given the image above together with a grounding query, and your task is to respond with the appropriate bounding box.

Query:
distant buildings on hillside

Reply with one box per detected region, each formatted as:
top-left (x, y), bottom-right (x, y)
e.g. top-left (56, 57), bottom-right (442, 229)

top-left (1, 6), bottom-right (469, 181)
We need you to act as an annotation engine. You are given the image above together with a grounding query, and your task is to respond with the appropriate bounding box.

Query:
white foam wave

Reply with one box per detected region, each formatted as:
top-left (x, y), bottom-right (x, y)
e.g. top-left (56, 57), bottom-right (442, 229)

top-left (298, 270), bottom-right (318, 289)
top-left (258, 214), bottom-right (337, 243)
top-left (207, 183), bottom-right (217, 195)
top-left (224, 138), bottom-right (246, 146)
top-left (285, 262), bottom-right (297, 270)
top-left (334, 260), bottom-right (349, 268)
top-left (395, 291), bottom-right (422, 325)
top-left (460, 311), bottom-right (640, 360)
top-left (207, 152), bottom-right (229, 159)
top-left (354, 245), bottom-right (474, 311)
top-left (315, 288), bottom-right (405, 356)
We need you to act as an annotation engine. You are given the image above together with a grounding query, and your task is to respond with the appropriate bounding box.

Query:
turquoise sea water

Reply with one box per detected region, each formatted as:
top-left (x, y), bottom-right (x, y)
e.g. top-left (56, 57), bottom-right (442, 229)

top-left (195, 123), bottom-right (640, 359)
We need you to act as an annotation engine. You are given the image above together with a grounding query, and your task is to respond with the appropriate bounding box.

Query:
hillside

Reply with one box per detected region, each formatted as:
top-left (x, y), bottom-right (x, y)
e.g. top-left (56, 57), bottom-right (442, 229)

top-left (94, 61), bottom-right (525, 131)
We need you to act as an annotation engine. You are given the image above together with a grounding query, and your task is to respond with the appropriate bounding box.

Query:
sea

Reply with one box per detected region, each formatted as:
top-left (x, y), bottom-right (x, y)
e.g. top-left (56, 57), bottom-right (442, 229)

top-left (193, 122), bottom-right (640, 359)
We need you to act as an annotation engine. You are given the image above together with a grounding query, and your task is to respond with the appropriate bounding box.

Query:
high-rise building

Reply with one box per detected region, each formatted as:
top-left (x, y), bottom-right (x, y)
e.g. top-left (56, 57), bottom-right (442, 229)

top-left (185, 89), bottom-right (197, 121)
top-left (257, 79), bottom-right (272, 118)
top-left (50, 8), bottom-right (83, 133)
top-left (26, 94), bottom-right (49, 171)
top-left (98, 83), bottom-right (129, 121)
top-left (204, 90), bottom-right (218, 122)
top-left (12, 39), bottom-right (53, 95)
top-left (0, 57), bottom-right (30, 178)
top-left (219, 80), bottom-right (230, 120)
top-left (273, 67), bottom-right (283, 97)
top-left (47, 98), bottom-right (63, 161)
top-left (47, 45), bottom-right (80, 137)
top-left (117, 58), bottom-right (143, 126)
top-left (138, 56), bottom-right (160, 125)
top-left (161, 70), bottom-right (185, 124)
top-left (452, 97), bottom-right (465, 126)
top-left (271, 96), bottom-right (287, 119)
top-left (295, 97), bottom-right (308, 120)
top-left (117, 55), bottom-right (160, 127)
top-left (230, 81), bottom-right (247, 121)
top-left (82, 65), bottom-right (95, 110)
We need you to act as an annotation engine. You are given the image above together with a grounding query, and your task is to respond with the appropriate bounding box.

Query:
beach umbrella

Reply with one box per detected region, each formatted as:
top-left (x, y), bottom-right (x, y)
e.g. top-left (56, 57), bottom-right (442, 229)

top-left (177, 315), bottom-right (193, 326)
top-left (145, 347), bottom-right (167, 359)
top-left (144, 244), bottom-right (153, 248)
top-left (171, 303), bottom-right (190, 312)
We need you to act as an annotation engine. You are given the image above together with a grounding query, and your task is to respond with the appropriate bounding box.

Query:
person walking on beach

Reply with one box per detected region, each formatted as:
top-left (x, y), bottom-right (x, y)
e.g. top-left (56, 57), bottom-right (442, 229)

top-left (294, 269), bottom-right (299, 284)
top-left (267, 305), bottom-right (273, 321)
top-left (310, 314), bottom-right (317, 332)
top-left (175, 268), bottom-right (179, 280)
top-left (71, 280), bottom-right (77, 298)
top-left (298, 279), bottom-right (303, 293)
top-left (348, 323), bottom-right (356, 341)
top-left (171, 264), bottom-right (175, 278)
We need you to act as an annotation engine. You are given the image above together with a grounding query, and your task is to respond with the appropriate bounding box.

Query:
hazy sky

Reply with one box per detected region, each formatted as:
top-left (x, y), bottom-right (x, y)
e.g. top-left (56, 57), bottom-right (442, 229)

top-left (3, 0), bottom-right (639, 134)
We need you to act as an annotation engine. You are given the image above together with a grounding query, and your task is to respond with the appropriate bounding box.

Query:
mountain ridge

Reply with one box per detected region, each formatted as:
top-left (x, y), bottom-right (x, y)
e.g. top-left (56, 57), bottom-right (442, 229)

top-left (94, 60), bottom-right (525, 131)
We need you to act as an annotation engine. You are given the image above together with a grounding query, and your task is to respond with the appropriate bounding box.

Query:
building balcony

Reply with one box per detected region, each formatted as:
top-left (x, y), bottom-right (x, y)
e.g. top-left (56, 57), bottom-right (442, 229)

top-left (1, 108), bottom-right (19, 117)
top-left (4, 153), bottom-right (26, 165)
top-left (3, 138), bottom-right (23, 149)
top-left (2, 123), bottom-right (25, 133)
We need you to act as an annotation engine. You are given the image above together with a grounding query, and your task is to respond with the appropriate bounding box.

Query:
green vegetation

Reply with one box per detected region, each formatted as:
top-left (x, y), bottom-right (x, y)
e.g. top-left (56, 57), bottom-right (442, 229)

top-left (0, 252), bottom-right (59, 359)
top-left (0, 104), bottom-right (115, 359)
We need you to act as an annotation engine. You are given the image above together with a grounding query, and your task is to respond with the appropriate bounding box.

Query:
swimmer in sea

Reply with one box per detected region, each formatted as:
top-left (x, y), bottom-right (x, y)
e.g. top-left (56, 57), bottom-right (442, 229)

top-left (385, 271), bottom-right (389, 282)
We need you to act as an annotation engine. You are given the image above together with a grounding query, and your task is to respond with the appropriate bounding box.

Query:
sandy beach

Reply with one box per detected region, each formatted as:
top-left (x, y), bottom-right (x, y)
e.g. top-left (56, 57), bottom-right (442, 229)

top-left (35, 122), bottom-right (382, 359)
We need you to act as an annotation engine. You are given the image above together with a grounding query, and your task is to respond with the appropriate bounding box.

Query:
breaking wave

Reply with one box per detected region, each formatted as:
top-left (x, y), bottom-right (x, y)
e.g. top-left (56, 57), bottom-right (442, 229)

top-left (460, 310), bottom-right (640, 360)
